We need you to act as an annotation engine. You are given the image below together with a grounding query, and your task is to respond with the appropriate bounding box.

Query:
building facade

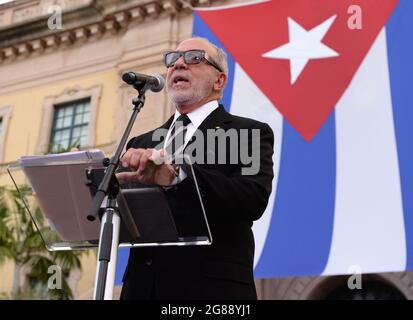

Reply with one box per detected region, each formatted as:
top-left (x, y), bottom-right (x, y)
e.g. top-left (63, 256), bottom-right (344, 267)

top-left (0, 0), bottom-right (412, 299)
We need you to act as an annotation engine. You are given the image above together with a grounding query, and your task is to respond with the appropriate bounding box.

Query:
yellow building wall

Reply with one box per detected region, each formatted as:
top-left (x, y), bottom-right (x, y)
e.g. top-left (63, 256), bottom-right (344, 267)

top-left (0, 69), bottom-right (119, 165)
top-left (0, 261), bottom-right (14, 297)
top-left (0, 69), bottom-right (121, 298)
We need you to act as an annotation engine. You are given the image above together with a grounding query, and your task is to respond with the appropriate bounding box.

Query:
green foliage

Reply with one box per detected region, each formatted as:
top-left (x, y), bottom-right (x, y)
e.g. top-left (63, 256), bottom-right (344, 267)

top-left (0, 185), bottom-right (85, 300)
top-left (47, 139), bottom-right (81, 154)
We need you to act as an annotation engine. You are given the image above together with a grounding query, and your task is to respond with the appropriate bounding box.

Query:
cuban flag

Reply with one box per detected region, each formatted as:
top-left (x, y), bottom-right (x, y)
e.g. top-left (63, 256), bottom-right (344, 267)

top-left (115, 0), bottom-right (413, 284)
top-left (192, 0), bottom-right (413, 278)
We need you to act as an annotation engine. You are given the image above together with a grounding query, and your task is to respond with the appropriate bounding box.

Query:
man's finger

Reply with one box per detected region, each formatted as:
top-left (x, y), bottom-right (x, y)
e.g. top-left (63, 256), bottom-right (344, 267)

top-left (115, 171), bottom-right (138, 184)
top-left (150, 149), bottom-right (170, 165)
top-left (129, 150), bottom-right (144, 170)
top-left (121, 148), bottom-right (144, 168)
top-left (139, 149), bottom-right (154, 171)
top-left (139, 153), bottom-right (149, 171)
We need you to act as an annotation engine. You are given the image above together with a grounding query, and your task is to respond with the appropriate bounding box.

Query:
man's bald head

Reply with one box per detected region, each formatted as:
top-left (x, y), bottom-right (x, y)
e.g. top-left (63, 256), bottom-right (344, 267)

top-left (176, 37), bottom-right (228, 76)
top-left (165, 37), bottom-right (228, 114)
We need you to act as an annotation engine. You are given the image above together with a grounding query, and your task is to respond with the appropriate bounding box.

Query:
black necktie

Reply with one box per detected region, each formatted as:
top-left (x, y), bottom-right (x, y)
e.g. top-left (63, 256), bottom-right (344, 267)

top-left (166, 114), bottom-right (191, 163)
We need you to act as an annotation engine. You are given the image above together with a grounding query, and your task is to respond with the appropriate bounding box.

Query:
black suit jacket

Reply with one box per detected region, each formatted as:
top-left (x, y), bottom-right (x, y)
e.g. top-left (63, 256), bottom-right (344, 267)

top-left (120, 105), bottom-right (274, 300)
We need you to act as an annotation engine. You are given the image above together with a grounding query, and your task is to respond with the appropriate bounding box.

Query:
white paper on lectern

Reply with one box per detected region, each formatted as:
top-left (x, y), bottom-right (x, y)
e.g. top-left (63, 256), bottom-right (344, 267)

top-left (19, 150), bottom-right (105, 242)
top-left (19, 149), bottom-right (105, 166)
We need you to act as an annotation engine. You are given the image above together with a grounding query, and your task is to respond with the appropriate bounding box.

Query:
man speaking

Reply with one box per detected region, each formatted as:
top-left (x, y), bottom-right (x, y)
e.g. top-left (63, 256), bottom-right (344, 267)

top-left (117, 37), bottom-right (274, 300)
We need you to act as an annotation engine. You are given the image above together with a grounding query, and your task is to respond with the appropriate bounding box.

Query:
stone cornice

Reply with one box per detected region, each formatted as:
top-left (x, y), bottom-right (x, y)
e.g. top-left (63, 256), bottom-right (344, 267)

top-left (0, 0), bottom-right (215, 64)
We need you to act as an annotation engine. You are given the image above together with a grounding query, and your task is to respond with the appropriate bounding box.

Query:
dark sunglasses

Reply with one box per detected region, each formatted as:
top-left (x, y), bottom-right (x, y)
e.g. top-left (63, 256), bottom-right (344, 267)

top-left (163, 49), bottom-right (223, 72)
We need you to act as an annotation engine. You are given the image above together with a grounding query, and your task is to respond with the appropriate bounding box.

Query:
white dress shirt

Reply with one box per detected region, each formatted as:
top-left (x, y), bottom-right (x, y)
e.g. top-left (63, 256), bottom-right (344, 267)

top-left (164, 100), bottom-right (219, 185)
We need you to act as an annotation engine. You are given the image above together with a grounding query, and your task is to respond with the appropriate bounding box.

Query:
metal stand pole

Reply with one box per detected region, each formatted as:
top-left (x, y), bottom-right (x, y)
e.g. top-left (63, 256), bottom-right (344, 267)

top-left (92, 198), bottom-right (121, 300)
top-left (88, 92), bottom-right (146, 300)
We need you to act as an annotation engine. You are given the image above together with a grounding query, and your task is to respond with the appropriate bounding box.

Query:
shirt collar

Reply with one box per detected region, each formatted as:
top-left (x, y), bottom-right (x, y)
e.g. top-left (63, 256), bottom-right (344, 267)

top-left (172, 100), bottom-right (219, 129)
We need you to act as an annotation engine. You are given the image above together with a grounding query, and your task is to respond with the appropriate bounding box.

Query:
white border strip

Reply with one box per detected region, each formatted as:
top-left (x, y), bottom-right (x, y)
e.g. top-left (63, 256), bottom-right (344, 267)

top-left (322, 29), bottom-right (406, 276)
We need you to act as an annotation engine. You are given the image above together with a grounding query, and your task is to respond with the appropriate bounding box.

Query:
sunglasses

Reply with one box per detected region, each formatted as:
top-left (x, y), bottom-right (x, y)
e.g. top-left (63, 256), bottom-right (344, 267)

top-left (163, 49), bottom-right (223, 72)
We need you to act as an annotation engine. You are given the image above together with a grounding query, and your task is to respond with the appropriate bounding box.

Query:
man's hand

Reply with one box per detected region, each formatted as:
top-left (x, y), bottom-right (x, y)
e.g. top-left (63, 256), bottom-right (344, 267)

top-left (116, 148), bottom-right (176, 186)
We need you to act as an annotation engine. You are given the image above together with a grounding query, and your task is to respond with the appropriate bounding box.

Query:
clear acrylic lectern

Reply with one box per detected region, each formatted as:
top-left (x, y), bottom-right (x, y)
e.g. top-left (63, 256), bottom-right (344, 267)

top-left (8, 150), bottom-right (212, 299)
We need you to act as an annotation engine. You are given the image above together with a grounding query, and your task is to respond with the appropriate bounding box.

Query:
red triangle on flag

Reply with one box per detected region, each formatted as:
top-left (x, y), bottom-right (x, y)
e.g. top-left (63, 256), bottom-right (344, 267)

top-left (197, 0), bottom-right (398, 140)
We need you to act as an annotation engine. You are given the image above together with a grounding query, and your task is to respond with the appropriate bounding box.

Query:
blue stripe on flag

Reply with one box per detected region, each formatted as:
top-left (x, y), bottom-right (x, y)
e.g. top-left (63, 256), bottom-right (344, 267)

top-left (254, 113), bottom-right (336, 277)
top-left (386, 0), bottom-right (413, 270)
top-left (192, 13), bottom-right (235, 111)
top-left (115, 248), bottom-right (129, 285)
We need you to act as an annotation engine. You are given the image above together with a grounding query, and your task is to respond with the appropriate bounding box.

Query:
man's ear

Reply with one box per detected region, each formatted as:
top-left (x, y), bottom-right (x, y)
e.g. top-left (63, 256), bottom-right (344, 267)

top-left (214, 72), bottom-right (227, 91)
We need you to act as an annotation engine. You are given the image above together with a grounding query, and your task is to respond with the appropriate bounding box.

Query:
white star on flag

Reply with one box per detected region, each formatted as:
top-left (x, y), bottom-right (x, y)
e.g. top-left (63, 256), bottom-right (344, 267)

top-left (263, 15), bottom-right (339, 84)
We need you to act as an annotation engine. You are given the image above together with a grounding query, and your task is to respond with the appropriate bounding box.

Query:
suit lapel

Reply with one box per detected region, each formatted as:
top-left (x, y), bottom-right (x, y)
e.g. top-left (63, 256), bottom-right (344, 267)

top-left (184, 105), bottom-right (233, 164)
top-left (196, 105), bottom-right (233, 134)
top-left (148, 105), bottom-right (233, 150)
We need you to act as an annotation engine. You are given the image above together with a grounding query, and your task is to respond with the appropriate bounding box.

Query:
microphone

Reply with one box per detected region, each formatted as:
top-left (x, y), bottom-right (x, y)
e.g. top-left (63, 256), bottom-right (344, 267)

top-left (122, 72), bottom-right (165, 92)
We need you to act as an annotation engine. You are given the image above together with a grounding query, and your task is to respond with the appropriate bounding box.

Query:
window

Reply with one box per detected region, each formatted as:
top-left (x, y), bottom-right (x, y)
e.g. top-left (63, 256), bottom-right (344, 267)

top-left (37, 85), bottom-right (101, 155)
top-left (49, 99), bottom-right (90, 152)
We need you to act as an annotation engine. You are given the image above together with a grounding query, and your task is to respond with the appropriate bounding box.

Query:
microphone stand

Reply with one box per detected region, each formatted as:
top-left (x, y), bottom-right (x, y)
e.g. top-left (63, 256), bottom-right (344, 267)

top-left (87, 85), bottom-right (148, 300)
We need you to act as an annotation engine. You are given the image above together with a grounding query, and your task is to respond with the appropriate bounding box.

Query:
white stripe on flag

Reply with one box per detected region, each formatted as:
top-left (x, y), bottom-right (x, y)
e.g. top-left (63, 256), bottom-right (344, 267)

top-left (322, 29), bottom-right (406, 275)
top-left (228, 64), bottom-right (283, 268)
